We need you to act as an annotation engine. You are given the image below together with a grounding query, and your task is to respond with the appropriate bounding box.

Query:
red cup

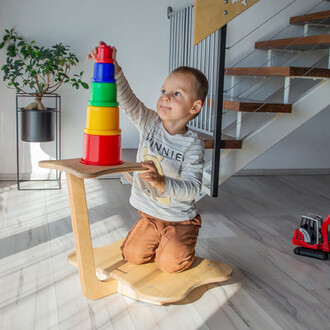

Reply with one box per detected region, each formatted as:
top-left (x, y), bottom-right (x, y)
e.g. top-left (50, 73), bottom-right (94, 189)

top-left (81, 133), bottom-right (122, 166)
top-left (95, 42), bottom-right (113, 63)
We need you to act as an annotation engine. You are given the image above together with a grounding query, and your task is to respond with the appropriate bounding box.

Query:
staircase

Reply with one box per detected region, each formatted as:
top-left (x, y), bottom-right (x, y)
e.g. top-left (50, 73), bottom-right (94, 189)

top-left (200, 9), bottom-right (330, 197)
top-left (122, 8), bottom-right (330, 199)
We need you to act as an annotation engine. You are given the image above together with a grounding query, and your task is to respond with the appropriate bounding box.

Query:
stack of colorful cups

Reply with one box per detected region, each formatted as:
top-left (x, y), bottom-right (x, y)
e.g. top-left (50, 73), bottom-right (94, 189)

top-left (81, 43), bottom-right (123, 166)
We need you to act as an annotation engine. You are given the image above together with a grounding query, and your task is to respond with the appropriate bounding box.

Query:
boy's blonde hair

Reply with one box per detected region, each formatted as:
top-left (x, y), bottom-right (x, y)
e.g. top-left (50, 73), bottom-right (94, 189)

top-left (171, 66), bottom-right (209, 104)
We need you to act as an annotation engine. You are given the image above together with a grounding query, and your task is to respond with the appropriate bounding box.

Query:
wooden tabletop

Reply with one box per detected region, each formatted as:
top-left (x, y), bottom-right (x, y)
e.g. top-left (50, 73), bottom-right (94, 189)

top-left (39, 158), bottom-right (145, 179)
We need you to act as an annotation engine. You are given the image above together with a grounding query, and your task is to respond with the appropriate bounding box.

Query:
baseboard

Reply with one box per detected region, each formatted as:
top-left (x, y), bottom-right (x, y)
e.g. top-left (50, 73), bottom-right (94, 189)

top-left (2, 169), bottom-right (330, 181)
top-left (236, 168), bottom-right (330, 176)
top-left (0, 173), bottom-right (17, 180)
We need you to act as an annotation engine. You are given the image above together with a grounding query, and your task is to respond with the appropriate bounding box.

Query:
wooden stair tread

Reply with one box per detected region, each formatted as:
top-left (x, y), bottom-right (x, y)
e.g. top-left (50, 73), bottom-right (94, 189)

top-left (219, 134), bottom-right (242, 149)
top-left (191, 130), bottom-right (242, 150)
top-left (290, 10), bottom-right (330, 25)
top-left (225, 66), bottom-right (330, 78)
top-left (255, 34), bottom-right (330, 50)
top-left (223, 97), bottom-right (292, 113)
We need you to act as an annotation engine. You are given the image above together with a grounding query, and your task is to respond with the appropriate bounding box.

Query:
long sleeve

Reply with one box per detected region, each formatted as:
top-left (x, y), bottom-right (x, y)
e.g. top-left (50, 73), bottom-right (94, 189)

top-left (116, 69), bottom-right (157, 131)
top-left (163, 138), bottom-right (204, 201)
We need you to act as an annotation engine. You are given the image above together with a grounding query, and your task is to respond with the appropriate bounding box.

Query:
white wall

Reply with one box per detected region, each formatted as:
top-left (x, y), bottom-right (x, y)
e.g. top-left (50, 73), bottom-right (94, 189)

top-left (0, 0), bottom-right (187, 178)
top-left (0, 0), bottom-right (329, 178)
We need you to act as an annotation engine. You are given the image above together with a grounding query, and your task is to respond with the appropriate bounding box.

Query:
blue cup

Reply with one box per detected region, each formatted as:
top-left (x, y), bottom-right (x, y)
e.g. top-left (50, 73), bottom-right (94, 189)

top-left (92, 62), bottom-right (116, 83)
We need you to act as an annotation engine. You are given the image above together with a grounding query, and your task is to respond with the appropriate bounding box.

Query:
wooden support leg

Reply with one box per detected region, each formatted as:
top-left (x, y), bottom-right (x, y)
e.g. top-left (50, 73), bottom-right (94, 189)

top-left (66, 173), bottom-right (118, 300)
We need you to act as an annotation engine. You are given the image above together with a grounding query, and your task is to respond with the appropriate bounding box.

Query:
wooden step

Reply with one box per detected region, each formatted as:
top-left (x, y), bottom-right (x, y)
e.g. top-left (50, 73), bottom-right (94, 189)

top-left (290, 10), bottom-right (330, 26)
top-left (218, 134), bottom-right (242, 149)
top-left (223, 98), bottom-right (292, 113)
top-left (225, 66), bottom-right (330, 78)
top-left (255, 34), bottom-right (330, 51)
top-left (192, 130), bottom-right (242, 150)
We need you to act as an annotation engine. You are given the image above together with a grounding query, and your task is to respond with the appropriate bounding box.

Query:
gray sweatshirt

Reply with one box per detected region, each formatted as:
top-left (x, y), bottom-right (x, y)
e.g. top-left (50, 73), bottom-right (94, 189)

top-left (116, 70), bottom-right (204, 221)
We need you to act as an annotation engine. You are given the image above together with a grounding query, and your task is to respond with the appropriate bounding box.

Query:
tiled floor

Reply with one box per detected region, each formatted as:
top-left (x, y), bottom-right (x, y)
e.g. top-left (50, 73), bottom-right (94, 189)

top-left (0, 175), bottom-right (329, 329)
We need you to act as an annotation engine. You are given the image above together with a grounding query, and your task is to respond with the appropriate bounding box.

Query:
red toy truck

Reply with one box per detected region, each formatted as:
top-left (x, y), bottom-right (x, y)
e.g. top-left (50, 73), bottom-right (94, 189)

top-left (292, 214), bottom-right (330, 260)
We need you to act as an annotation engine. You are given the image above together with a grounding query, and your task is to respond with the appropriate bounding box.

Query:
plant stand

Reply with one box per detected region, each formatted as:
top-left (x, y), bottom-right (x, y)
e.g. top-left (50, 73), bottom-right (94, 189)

top-left (16, 93), bottom-right (61, 190)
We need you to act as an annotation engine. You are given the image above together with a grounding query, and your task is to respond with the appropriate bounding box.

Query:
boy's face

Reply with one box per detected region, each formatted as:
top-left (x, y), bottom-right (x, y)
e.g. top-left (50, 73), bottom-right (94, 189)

top-left (157, 72), bottom-right (201, 125)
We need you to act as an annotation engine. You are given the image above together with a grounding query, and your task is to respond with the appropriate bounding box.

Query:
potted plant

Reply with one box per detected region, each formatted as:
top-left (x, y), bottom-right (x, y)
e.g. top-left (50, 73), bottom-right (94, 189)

top-left (0, 28), bottom-right (89, 142)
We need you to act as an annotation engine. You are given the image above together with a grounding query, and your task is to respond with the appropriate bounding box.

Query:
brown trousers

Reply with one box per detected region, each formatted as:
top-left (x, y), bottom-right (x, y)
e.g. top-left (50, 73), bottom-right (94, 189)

top-left (121, 211), bottom-right (201, 273)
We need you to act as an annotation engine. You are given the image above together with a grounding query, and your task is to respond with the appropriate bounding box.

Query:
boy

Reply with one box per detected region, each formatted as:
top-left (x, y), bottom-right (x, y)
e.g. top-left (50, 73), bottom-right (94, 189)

top-left (88, 43), bottom-right (208, 273)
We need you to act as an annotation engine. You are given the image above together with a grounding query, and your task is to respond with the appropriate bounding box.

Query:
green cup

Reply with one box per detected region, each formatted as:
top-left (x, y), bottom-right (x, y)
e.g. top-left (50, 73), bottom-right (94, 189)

top-left (89, 82), bottom-right (117, 106)
top-left (88, 100), bottom-right (119, 107)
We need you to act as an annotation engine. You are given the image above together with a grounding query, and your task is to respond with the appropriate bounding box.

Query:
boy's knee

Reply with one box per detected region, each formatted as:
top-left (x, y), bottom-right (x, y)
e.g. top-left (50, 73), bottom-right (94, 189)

top-left (121, 241), bottom-right (154, 265)
top-left (155, 251), bottom-right (195, 273)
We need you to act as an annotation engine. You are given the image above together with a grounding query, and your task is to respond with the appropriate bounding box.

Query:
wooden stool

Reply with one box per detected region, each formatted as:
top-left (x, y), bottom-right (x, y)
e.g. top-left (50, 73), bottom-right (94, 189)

top-left (39, 159), bottom-right (232, 305)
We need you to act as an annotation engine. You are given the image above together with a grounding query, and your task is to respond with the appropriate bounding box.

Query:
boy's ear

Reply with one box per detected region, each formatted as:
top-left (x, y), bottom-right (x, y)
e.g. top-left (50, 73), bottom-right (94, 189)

top-left (190, 100), bottom-right (203, 115)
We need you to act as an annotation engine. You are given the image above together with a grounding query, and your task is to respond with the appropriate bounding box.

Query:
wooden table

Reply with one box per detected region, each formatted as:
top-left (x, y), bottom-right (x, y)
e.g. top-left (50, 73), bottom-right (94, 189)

top-left (39, 158), bottom-right (232, 305)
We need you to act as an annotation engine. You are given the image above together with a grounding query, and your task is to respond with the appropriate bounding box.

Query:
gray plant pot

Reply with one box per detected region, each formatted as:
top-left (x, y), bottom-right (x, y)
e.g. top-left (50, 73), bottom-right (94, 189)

top-left (20, 109), bottom-right (56, 142)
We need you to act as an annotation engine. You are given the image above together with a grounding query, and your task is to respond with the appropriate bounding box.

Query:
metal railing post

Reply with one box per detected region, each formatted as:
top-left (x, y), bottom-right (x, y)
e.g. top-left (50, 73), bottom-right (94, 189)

top-left (211, 24), bottom-right (227, 197)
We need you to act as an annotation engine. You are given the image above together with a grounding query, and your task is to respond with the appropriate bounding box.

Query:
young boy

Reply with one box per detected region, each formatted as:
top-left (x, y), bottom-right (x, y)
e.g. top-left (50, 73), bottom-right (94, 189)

top-left (88, 43), bottom-right (208, 273)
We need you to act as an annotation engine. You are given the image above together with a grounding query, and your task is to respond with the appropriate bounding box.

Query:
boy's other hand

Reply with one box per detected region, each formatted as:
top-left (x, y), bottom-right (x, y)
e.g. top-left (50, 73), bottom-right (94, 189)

top-left (139, 161), bottom-right (165, 193)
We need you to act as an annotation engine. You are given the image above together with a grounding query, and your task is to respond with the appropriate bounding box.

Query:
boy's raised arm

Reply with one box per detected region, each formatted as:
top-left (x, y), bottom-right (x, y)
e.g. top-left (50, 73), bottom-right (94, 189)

top-left (87, 42), bottom-right (156, 131)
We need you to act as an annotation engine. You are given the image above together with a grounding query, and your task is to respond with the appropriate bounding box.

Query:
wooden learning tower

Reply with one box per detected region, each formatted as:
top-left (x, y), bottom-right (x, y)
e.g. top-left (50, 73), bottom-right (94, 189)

top-left (81, 43), bottom-right (122, 166)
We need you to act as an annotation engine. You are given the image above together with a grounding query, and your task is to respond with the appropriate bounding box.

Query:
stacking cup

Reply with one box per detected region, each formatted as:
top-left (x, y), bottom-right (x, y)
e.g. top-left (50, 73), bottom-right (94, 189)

top-left (92, 63), bottom-right (115, 83)
top-left (81, 133), bottom-right (122, 166)
top-left (88, 82), bottom-right (118, 107)
top-left (95, 43), bottom-right (113, 63)
top-left (84, 128), bottom-right (121, 136)
top-left (81, 42), bottom-right (122, 166)
top-left (85, 106), bottom-right (119, 132)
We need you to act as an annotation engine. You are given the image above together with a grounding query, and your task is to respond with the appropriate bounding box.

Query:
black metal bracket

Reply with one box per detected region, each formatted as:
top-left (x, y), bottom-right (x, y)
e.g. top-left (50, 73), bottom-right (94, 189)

top-left (167, 6), bottom-right (173, 19)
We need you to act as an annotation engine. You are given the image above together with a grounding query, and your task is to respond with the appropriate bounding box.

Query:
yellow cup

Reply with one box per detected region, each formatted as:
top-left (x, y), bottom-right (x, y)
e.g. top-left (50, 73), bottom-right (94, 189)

top-left (85, 106), bottom-right (119, 131)
top-left (84, 128), bottom-right (121, 136)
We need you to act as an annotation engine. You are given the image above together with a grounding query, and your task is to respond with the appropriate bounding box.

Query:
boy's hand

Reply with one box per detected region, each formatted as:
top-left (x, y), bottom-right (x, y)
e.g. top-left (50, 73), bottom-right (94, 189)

top-left (87, 41), bottom-right (121, 75)
top-left (139, 161), bottom-right (165, 193)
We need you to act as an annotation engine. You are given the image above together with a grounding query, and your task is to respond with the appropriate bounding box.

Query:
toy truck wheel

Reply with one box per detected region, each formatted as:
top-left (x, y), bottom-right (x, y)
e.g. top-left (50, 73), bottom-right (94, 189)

top-left (294, 247), bottom-right (301, 255)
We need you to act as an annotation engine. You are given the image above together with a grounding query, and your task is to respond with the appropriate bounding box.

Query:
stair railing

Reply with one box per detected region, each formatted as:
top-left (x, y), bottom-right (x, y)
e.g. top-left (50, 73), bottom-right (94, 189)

top-left (222, 0), bottom-right (329, 140)
top-left (168, 0), bottom-right (330, 197)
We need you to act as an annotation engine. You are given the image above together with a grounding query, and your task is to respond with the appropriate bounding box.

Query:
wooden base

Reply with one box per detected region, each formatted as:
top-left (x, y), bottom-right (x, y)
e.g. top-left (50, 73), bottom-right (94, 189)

top-left (68, 238), bottom-right (232, 305)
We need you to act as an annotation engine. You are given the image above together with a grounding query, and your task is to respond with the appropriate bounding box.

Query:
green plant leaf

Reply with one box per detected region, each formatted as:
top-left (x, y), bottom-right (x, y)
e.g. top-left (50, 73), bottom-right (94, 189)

top-left (1, 28), bottom-right (89, 96)
top-left (81, 82), bottom-right (89, 89)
